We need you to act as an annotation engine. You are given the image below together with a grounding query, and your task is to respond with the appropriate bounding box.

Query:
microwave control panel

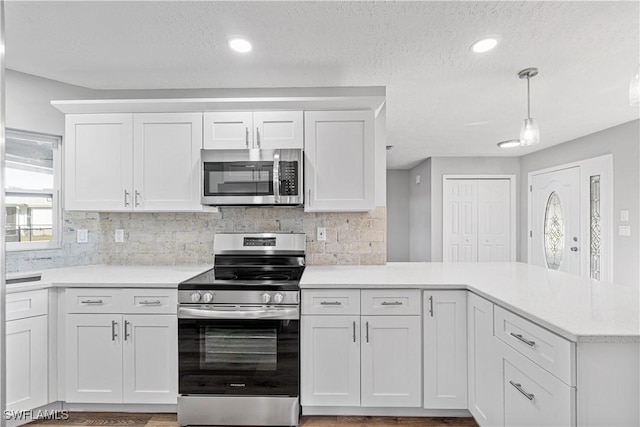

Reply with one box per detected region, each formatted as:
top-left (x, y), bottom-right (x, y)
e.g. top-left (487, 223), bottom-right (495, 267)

top-left (279, 161), bottom-right (299, 196)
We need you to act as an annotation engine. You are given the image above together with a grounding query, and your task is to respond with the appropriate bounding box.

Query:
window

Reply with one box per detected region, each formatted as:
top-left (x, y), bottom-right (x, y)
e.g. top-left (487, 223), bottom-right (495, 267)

top-left (5, 129), bottom-right (61, 251)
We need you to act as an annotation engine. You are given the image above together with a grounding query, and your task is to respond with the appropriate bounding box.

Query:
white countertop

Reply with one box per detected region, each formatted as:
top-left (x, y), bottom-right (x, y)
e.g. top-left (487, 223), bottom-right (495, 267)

top-left (300, 262), bottom-right (640, 343)
top-left (6, 264), bottom-right (210, 293)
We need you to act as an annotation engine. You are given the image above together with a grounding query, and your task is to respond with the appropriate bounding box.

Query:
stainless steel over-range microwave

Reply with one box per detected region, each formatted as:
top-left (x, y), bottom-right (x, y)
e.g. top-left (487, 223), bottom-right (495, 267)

top-left (201, 148), bottom-right (303, 206)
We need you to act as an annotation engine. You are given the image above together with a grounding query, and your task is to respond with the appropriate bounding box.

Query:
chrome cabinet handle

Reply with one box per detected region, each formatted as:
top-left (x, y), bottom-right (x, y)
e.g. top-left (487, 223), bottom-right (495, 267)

top-left (256, 127), bottom-right (260, 147)
top-left (124, 320), bottom-right (130, 341)
top-left (429, 295), bottom-right (434, 317)
top-left (134, 190), bottom-right (141, 207)
top-left (320, 301), bottom-right (342, 306)
top-left (124, 190), bottom-right (130, 207)
top-left (353, 321), bottom-right (356, 343)
top-left (139, 300), bottom-right (162, 306)
top-left (510, 332), bottom-right (536, 347)
top-left (245, 127), bottom-right (249, 148)
top-left (81, 299), bottom-right (104, 304)
top-left (308, 189), bottom-right (312, 206)
top-left (365, 321), bottom-right (370, 343)
top-left (509, 381), bottom-right (534, 400)
top-left (111, 320), bottom-right (118, 341)
top-left (381, 301), bottom-right (403, 306)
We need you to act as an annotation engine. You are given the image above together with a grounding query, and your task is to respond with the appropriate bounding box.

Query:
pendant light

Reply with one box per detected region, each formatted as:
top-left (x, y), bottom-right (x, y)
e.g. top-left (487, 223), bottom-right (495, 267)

top-left (518, 67), bottom-right (540, 146)
top-left (630, 65), bottom-right (639, 106)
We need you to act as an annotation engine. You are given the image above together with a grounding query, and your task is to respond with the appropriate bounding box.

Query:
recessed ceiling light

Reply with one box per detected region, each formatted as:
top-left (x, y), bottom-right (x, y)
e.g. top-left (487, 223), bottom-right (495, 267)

top-left (497, 139), bottom-right (521, 148)
top-left (470, 37), bottom-right (499, 53)
top-left (228, 37), bottom-right (252, 53)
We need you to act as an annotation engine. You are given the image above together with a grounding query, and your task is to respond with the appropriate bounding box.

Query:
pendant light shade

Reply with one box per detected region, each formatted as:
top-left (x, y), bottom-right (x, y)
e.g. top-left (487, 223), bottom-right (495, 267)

top-left (518, 68), bottom-right (540, 145)
top-left (630, 65), bottom-right (640, 107)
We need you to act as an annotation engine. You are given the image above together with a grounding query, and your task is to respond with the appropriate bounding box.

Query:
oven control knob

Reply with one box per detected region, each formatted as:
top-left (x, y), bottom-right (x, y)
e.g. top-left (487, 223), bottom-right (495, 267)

top-left (190, 292), bottom-right (201, 303)
top-left (261, 292), bottom-right (272, 304)
top-left (202, 292), bottom-right (214, 303)
top-left (273, 292), bottom-right (285, 304)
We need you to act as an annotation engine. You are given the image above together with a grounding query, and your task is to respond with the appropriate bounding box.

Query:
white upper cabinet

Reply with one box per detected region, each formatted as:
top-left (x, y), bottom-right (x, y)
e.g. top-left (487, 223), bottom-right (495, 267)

top-left (304, 110), bottom-right (375, 212)
top-left (204, 111), bottom-right (303, 149)
top-left (65, 114), bottom-right (134, 211)
top-left (133, 113), bottom-right (202, 211)
top-left (65, 113), bottom-right (202, 212)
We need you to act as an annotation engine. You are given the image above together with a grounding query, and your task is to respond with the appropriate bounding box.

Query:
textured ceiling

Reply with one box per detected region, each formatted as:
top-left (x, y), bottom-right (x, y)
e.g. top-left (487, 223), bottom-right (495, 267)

top-left (5, 1), bottom-right (640, 168)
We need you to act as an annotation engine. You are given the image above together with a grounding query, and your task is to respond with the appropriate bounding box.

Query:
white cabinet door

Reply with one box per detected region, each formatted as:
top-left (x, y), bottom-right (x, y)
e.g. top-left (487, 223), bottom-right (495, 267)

top-left (301, 315), bottom-right (360, 407)
top-left (203, 112), bottom-right (253, 149)
top-left (6, 316), bottom-right (48, 411)
top-left (467, 293), bottom-right (503, 426)
top-left (253, 111), bottom-right (303, 149)
top-left (423, 291), bottom-right (467, 409)
top-left (123, 315), bottom-right (178, 404)
top-left (65, 114), bottom-right (133, 211)
top-left (133, 113), bottom-right (202, 211)
top-left (304, 110), bottom-right (375, 212)
top-left (65, 314), bottom-right (123, 403)
top-left (361, 315), bottom-right (421, 407)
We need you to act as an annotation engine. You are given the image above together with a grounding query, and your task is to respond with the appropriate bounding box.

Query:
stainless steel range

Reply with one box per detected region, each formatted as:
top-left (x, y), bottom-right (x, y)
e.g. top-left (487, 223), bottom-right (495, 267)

top-left (177, 233), bottom-right (305, 427)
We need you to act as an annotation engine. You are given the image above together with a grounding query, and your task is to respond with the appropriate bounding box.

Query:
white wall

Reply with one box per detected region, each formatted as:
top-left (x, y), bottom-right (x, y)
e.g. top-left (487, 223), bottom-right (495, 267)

top-left (520, 120), bottom-right (639, 287)
top-left (429, 157), bottom-right (521, 262)
top-left (386, 170), bottom-right (410, 261)
top-left (409, 158), bottom-right (432, 261)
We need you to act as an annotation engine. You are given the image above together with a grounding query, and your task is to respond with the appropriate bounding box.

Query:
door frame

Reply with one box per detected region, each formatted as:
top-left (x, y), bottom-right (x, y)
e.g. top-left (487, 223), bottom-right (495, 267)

top-left (527, 154), bottom-right (613, 281)
top-left (442, 175), bottom-right (517, 262)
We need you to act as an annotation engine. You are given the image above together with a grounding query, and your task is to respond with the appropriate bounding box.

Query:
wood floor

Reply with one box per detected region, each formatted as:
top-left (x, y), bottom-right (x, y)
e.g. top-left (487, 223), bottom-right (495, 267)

top-left (27, 412), bottom-right (478, 427)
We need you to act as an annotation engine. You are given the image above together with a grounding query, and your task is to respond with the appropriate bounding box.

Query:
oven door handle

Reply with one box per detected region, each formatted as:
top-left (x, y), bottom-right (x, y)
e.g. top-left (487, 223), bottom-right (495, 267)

top-left (178, 306), bottom-right (299, 320)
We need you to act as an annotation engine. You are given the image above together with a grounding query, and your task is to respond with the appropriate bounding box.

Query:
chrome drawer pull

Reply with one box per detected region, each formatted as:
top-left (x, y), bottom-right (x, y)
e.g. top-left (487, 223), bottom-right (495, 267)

top-left (509, 381), bottom-right (534, 401)
top-left (81, 299), bottom-right (104, 304)
top-left (320, 301), bottom-right (342, 306)
top-left (139, 300), bottom-right (162, 306)
top-left (111, 320), bottom-right (118, 341)
top-left (124, 320), bottom-right (130, 341)
top-left (381, 301), bottom-right (403, 306)
top-left (365, 321), bottom-right (370, 343)
top-left (429, 295), bottom-right (434, 317)
top-left (352, 321), bottom-right (356, 343)
top-left (510, 332), bottom-right (536, 347)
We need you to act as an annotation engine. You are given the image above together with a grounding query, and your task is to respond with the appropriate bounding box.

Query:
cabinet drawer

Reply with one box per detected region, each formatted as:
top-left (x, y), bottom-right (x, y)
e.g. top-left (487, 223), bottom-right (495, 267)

top-left (495, 306), bottom-right (575, 385)
top-left (6, 289), bottom-right (48, 321)
top-left (66, 288), bottom-right (123, 313)
top-left (503, 349), bottom-right (576, 426)
top-left (361, 290), bottom-right (421, 315)
top-left (302, 290), bottom-right (360, 315)
top-left (123, 289), bottom-right (177, 314)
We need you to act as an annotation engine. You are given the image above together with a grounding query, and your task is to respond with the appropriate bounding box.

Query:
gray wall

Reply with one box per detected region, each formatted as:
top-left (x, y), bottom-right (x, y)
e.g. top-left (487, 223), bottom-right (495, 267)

top-left (386, 170), bottom-right (410, 261)
top-left (520, 120), bottom-right (639, 287)
top-left (429, 157), bottom-right (521, 262)
top-left (409, 158), bottom-right (432, 261)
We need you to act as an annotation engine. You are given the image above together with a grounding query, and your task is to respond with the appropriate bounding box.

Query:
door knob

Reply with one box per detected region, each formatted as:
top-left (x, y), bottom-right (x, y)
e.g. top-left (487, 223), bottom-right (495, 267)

top-left (570, 247), bottom-right (578, 252)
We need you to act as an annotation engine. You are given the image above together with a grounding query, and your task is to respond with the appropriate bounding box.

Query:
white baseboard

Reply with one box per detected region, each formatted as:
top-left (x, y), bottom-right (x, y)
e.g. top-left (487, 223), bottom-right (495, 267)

top-left (302, 406), bottom-right (472, 417)
top-left (61, 402), bottom-right (177, 413)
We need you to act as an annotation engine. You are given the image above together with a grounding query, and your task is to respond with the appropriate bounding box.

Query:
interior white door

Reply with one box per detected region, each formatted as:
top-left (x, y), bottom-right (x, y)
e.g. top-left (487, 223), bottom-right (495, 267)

top-left (443, 180), bottom-right (478, 262)
top-left (478, 180), bottom-right (512, 261)
top-left (530, 167), bottom-right (580, 275)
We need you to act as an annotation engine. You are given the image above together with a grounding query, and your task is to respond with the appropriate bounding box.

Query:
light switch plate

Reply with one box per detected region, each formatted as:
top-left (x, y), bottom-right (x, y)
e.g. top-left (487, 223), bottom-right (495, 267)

top-left (115, 229), bottom-right (125, 243)
top-left (416, 175), bottom-right (421, 184)
top-left (76, 229), bottom-right (88, 244)
top-left (619, 225), bottom-right (631, 236)
top-left (317, 227), bottom-right (327, 241)
top-left (620, 210), bottom-right (630, 222)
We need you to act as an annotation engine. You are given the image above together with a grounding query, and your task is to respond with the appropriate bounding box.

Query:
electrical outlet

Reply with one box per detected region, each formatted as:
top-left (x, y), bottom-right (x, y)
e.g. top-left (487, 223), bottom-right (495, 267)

top-left (115, 229), bottom-right (125, 243)
top-left (619, 225), bottom-right (631, 236)
top-left (317, 227), bottom-right (327, 241)
top-left (76, 229), bottom-right (88, 244)
top-left (416, 175), bottom-right (421, 184)
top-left (620, 210), bottom-right (630, 222)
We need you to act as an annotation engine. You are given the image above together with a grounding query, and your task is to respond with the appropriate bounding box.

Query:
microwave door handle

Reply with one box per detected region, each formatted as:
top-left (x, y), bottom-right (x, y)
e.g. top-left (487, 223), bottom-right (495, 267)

top-left (273, 151), bottom-right (280, 203)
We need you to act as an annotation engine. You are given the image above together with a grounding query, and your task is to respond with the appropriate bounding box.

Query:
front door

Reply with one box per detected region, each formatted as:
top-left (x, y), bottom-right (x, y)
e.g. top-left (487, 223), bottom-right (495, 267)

top-left (530, 167), bottom-right (580, 275)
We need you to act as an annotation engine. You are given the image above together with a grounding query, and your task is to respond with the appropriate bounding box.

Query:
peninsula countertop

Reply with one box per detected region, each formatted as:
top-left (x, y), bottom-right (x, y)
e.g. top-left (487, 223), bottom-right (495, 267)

top-left (300, 262), bottom-right (640, 343)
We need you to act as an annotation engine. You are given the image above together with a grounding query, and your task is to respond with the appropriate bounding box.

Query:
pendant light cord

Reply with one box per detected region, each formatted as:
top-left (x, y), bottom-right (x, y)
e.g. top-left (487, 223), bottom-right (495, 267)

top-left (527, 75), bottom-right (531, 120)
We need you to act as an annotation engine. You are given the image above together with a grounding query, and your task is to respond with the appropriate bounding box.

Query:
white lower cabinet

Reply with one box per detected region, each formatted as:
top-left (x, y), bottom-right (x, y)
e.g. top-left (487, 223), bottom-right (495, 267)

top-left (301, 315), bottom-right (360, 406)
top-left (301, 289), bottom-right (422, 409)
top-left (6, 289), bottom-right (49, 412)
top-left (423, 291), bottom-right (467, 409)
top-left (361, 315), bottom-right (422, 407)
top-left (467, 292), bottom-right (503, 426)
top-left (64, 288), bottom-right (178, 404)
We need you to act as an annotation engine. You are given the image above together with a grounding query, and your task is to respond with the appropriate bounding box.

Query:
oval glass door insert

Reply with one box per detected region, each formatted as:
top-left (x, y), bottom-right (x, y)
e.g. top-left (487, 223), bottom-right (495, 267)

top-left (544, 191), bottom-right (564, 270)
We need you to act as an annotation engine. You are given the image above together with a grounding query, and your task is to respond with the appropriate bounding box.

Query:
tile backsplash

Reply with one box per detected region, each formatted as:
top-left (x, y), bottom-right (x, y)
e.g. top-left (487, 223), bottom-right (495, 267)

top-left (6, 207), bottom-right (386, 272)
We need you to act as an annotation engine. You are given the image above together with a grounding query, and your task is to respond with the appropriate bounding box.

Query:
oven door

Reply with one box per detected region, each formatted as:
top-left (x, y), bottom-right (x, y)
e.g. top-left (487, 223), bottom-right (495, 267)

top-left (201, 149), bottom-right (302, 205)
top-left (178, 305), bottom-right (299, 396)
